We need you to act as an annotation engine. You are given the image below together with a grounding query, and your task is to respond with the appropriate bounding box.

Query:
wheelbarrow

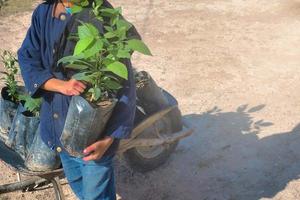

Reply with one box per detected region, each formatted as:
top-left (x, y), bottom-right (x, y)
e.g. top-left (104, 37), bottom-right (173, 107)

top-left (0, 72), bottom-right (194, 199)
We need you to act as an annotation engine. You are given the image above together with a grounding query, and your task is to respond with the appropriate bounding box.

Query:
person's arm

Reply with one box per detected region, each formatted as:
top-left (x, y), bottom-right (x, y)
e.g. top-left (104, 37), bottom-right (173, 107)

top-left (41, 78), bottom-right (86, 96)
top-left (17, 6), bottom-right (54, 98)
top-left (17, 6), bottom-right (86, 97)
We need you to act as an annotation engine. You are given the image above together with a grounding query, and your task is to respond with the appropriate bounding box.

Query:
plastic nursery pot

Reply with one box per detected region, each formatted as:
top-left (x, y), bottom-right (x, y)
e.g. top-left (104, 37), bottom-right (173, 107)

top-left (135, 71), bottom-right (169, 114)
top-left (0, 86), bottom-right (21, 141)
top-left (5, 102), bottom-right (39, 160)
top-left (60, 95), bottom-right (117, 157)
top-left (25, 125), bottom-right (61, 172)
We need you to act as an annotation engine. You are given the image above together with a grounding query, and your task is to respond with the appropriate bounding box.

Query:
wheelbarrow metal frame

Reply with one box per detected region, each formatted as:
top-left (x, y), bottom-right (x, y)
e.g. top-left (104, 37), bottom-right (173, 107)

top-left (0, 105), bottom-right (194, 199)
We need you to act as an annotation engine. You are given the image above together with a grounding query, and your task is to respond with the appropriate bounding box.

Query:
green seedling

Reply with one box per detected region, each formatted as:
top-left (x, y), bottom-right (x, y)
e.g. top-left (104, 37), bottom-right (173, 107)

top-left (59, 0), bottom-right (152, 104)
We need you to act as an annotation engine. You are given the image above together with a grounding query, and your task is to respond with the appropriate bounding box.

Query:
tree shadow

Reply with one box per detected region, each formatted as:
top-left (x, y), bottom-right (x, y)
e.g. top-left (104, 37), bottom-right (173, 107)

top-left (115, 104), bottom-right (300, 200)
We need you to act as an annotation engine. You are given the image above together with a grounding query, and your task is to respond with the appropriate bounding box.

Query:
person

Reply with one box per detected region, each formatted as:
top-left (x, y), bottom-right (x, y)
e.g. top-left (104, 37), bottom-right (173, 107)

top-left (17, 0), bottom-right (137, 199)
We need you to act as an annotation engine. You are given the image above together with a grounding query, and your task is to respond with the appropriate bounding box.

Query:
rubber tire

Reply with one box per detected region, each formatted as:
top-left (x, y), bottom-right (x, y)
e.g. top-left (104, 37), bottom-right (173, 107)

top-left (123, 89), bottom-right (183, 172)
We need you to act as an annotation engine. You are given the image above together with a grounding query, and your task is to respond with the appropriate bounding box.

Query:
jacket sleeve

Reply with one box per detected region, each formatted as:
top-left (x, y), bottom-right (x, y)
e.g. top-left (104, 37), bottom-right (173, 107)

top-left (17, 7), bottom-right (54, 98)
top-left (104, 59), bottom-right (136, 139)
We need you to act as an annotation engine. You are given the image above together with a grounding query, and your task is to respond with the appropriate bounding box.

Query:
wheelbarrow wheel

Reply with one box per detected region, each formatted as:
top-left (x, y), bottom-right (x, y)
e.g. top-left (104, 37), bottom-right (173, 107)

top-left (123, 90), bottom-right (182, 172)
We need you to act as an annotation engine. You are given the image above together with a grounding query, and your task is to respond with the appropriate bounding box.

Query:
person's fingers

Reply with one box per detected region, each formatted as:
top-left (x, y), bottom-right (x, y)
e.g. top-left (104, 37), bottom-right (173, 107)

top-left (83, 143), bottom-right (97, 155)
top-left (64, 89), bottom-right (74, 96)
top-left (71, 90), bottom-right (80, 96)
top-left (83, 153), bottom-right (98, 161)
top-left (70, 79), bottom-right (86, 89)
top-left (83, 151), bottom-right (104, 162)
top-left (75, 81), bottom-right (87, 89)
top-left (73, 85), bottom-right (85, 93)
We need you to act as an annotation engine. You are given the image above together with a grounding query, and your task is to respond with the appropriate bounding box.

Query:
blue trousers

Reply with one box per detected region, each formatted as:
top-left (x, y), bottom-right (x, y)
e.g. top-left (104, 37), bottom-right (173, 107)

top-left (59, 151), bottom-right (117, 200)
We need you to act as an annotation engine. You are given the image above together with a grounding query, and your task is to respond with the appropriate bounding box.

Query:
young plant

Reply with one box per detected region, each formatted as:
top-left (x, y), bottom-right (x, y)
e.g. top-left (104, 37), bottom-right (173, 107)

top-left (0, 50), bottom-right (42, 116)
top-left (58, 0), bottom-right (152, 104)
top-left (0, 50), bottom-right (19, 102)
top-left (18, 94), bottom-right (42, 117)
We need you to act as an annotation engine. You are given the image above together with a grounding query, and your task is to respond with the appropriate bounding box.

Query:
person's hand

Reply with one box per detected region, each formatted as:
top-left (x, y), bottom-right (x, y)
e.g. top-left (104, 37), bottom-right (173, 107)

top-left (59, 79), bottom-right (86, 96)
top-left (41, 78), bottom-right (87, 95)
top-left (82, 136), bottom-right (114, 161)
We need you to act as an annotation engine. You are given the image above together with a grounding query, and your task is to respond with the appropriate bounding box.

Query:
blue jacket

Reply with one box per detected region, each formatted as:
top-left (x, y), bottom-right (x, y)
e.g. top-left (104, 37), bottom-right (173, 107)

top-left (17, 2), bottom-right (137, 156)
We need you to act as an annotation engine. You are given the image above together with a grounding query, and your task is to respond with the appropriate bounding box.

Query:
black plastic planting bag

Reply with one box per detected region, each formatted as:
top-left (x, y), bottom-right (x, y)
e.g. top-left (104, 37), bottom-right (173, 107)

top-left (25, 125), bottom-right (61, 171)
top-left (135, 71), bottom-right (169, 114)
top-left (60, 95), bottom-right (117, 157)
top-left (5, 103), bottom-right (39, 160)
top-left (0, 87), bottom-right (19, 141)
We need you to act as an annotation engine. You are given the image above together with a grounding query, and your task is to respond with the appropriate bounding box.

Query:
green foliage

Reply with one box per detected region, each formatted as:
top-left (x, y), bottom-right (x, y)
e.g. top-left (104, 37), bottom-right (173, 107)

top-left (59, 0), bottom-right (152, 103)
top-left (127, 39), bottom-right (152, 56)
top-left (0, 50), bottom-right (19, 102)
top-left (0, 50), bottom-right (42, 116)
top-left (18, 94), bottom-right (42, 117)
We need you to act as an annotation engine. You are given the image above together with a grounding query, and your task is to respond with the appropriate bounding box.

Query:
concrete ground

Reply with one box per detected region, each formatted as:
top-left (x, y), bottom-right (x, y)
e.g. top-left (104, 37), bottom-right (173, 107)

top-left (1, 0), bottom-right (300, 199)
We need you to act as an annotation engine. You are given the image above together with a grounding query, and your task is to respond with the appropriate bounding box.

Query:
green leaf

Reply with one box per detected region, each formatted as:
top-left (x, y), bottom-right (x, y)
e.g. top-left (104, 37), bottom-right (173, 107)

top-left (20, 95), bottom-right (42, 113)
top-left (88, 87), bottom-right (102, 101)
top-left (88, 88), bottom-right (94, 93)
top-left (80, 0), bottom-right (89, 6)
top-left (18, 94), bottom-right (27, 101)
top-left (104, 79), bottom-right (122, 90)
top-left (116, 27), bottom-right (126, 40)
top-left (24, 97), bottom-right (42, 112)
top-left (78, 25), bottom-right (92, 39)
top-left (78, 23), bottom-right (99, 39)
top-left (116, 19), bottom-right (132, 31)
top-left (102, 57), bottom-right (114, 66)
top-left (104, 26), bottom-right (114, 32)
top-left (100, 8), bottom-right (118, 16)
top-left (83, 39), bottom-right (103, 58)
top-left (110, 15), bottom-right (119, 26)
top-left (127, 39), bottom-right (152, 56)
top-left (104, 32), bottom-right (116, 39)
top-left (71, 5), bottom-right (83, 14)
top-left (94, 87), bottom-right (101, 100)
top-left (106, 61), bottom-right (128, 80)
top-left (104, 74), bottom-right (121, 82)
top-left (95, 0), bottom-right (103, 6)
top-left (74, 37), bottom-right (94, 55)
top-left (85, 24), bottom-right (100, 37)
top-left (72, 72), bottom-right (94, 83)
top-left (65, 64), bottom-right (88, 70)
top-left (117, 49), bottom-right (131, 58)
top-left (57, 54), bottom-right (85, 65)
top-left (116, 7), bottom-right (122, 13)
top-left (96, 16), bottom-right (104, 22)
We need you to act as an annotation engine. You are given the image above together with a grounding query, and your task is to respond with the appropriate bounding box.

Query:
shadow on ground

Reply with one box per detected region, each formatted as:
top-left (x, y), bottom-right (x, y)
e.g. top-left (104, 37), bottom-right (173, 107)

top-left (116, 104), bottom-right (300, 200)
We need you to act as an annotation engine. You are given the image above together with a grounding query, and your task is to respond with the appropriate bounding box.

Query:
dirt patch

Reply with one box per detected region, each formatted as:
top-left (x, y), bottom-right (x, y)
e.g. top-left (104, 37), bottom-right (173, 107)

top-left (2, 0), bottom-right (300, 199)
top-left (0, 0), bottom-right (36, 17)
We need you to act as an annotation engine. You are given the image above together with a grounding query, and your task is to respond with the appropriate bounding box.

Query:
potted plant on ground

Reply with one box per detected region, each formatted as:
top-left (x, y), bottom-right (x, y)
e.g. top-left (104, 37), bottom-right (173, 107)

top-left (25, 124), bottom-right (61, 172)
top-left (0, 51), bottom-right (42, 159)
top-left (57, 0), bottom-right (152, 157)
top-left (135, 71), bottom-right (170, 115)
top-left (0, 50), bottom-right (61, 170)
top-left (0, 50), bottom-right (22, 140)
top-left (18, 94), bottom-right (61, 171)
top-left (5, 95), bottom-right (41, 160)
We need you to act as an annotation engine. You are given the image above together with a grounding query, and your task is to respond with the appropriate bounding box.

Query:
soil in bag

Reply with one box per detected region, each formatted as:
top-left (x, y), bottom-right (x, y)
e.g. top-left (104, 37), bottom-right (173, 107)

top-left (5, 102), bottom-right (39, 160)
top-left (60, 95), bottom-right (117, 157)
top-left (135, 71), bottom-right (169, 114)
top-left (25, 125), bottom-right (61, 172)
top-left (0, 86), bottom-right (19, 141)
